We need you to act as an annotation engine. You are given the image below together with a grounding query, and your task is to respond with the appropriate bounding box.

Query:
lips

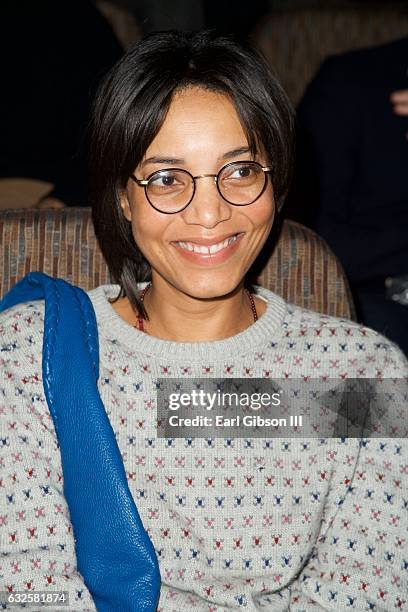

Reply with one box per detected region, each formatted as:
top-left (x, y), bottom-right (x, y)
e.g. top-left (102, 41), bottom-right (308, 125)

top-left (174, 234), bottom-right (239, 254)
top-left (171, 232), bottom-right (244, 265)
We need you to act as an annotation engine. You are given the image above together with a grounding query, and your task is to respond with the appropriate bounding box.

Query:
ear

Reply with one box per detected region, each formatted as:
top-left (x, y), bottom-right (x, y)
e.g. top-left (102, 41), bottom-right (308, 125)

top-left (120, 190), bottom-right (132, 222)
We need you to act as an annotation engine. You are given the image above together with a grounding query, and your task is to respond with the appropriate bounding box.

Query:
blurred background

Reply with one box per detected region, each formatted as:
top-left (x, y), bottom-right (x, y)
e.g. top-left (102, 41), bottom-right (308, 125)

top-left (1, 0), bottom-right (407, 209)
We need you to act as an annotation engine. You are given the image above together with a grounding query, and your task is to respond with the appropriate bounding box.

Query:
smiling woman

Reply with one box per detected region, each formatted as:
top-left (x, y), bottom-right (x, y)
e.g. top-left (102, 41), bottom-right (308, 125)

top-left (0, 30), bottom-right (407, 612)
top-left (114, 87), bottom-right (275, 340)
top-left (90, 30), bottom-right (294, 342)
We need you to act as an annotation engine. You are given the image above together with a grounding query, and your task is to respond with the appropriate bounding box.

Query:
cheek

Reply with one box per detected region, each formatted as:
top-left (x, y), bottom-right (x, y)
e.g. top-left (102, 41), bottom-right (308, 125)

top-left (250, 191), bottom-right (275, 232)
top-left (130, 208), bottom-right (170, 261)
top-left (131, 217), bottom-right (152, 249)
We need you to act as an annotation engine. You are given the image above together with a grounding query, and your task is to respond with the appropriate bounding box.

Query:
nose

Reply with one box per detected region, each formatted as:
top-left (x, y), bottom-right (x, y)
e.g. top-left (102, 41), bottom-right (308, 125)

top-left (180, 175), bottom-right (232, 228)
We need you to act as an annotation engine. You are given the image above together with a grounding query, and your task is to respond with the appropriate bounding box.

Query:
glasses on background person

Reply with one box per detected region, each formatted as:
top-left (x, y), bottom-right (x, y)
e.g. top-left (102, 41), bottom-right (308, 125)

top-left (131, 160), bottom-right (272, 214)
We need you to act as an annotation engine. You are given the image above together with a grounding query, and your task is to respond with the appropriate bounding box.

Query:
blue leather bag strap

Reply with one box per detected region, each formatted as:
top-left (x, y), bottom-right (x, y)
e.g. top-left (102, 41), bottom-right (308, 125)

top-left (0, 272), bottom-right (160, 611)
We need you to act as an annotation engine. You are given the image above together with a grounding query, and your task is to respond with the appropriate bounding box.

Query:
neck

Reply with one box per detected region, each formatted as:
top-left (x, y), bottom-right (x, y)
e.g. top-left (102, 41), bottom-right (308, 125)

top-left (139, 278), bottom-right (260, 342)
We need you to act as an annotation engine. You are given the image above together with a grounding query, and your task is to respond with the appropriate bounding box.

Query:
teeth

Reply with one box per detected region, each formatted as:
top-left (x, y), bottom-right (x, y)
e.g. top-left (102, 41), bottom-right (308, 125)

top-left (178, 242), bottom-right (194, 251)
top-left (176, 235), bottom-right (238, 254)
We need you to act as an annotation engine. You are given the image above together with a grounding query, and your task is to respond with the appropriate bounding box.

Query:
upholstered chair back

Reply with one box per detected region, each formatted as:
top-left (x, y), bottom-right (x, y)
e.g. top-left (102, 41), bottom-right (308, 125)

top-left (0, 208), bottom-right (355, 320)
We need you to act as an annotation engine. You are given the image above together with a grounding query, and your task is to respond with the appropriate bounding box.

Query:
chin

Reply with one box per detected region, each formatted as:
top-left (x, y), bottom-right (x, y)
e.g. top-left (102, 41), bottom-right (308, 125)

top-left (177, 275), bottom-right (244, 300)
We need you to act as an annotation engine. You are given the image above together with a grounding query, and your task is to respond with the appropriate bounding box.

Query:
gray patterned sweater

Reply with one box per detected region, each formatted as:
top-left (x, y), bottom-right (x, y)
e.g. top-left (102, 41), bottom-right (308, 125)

top-left (0, 284), bottom-right (407, 611)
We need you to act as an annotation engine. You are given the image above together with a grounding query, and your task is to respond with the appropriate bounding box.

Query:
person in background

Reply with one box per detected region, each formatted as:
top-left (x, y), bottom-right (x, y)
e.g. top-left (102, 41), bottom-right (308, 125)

top-left (292, 37), bottom-right (408, 355)
top-left (391, 88), bottom-right (408, 114)
top-left (0, 0), bottom-right (123, 208)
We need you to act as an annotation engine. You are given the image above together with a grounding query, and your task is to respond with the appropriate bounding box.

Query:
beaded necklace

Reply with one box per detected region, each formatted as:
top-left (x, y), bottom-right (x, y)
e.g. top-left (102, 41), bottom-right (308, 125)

top-left (134, 284), bottom-right (258, 334)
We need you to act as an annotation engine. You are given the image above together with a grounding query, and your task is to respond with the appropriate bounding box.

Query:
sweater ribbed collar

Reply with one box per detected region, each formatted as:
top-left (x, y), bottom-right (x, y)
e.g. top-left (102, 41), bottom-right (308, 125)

top-left (89, 284), bottom-right (287, 362)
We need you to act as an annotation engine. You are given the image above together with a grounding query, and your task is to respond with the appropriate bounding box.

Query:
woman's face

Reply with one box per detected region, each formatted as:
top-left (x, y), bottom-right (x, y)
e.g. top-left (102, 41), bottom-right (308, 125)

top-left (121, 87), bottom-right (275, 299)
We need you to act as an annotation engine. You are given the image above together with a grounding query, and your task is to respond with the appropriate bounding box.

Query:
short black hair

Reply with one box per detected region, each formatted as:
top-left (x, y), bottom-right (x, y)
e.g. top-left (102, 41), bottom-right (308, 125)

top-left (90, 30), bottom-right (295, 318)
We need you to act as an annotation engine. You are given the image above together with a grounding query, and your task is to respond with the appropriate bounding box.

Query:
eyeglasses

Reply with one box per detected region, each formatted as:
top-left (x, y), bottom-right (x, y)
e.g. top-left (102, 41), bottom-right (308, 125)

top-left (130, 160), bottom-right (272, 214)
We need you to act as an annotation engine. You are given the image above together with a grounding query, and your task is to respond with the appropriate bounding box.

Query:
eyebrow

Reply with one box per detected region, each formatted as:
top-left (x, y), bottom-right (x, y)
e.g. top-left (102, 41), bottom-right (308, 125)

top-left (140, 146), bottom-right (253, 168)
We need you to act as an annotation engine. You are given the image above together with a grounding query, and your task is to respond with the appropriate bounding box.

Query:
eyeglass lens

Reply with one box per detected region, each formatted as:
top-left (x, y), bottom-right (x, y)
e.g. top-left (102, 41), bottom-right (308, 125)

top-left (145, 162), bottom-right (267, 213)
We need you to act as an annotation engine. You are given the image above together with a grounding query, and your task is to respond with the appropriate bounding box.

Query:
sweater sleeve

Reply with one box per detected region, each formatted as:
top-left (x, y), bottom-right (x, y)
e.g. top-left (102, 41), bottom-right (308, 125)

top-left (0, 303), bottom-right (96, 610)
top-left (293, 343), bottom-right (408, 610)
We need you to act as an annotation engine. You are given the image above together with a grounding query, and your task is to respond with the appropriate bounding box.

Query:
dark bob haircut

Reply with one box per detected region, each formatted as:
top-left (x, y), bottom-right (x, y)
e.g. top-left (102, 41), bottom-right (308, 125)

top-left (89, 30), bottom-right (295, 318)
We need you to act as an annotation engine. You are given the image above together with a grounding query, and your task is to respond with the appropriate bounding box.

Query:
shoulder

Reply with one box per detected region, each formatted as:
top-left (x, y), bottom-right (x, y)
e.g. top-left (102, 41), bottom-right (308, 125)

top-left (0, 299), bottom-right (45, 347)
top-left (297, 51), bottom-right (363, 123)
top-left (0, 300), bottom-right (45, 397)
top-left (293, 304), bottom-right (407, 376)
top-left (0, 283), bottom-right (119, 337)
top-left (260, 287), bottom-right (408, 378)
top-left (333, 36), bottom-right (408, 70)
top-left (0, 300), bottom-right (50, 435)
top-left (307, 37), bottom-right (406, 91)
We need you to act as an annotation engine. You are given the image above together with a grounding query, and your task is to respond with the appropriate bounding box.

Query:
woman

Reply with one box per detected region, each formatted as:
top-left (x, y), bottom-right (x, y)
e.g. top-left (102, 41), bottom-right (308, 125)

top-left (0, 31), bottom-right (407, 611)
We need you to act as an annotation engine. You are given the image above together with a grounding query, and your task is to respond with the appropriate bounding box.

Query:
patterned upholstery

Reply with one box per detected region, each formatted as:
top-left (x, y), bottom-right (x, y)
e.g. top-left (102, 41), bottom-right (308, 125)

top-left (0, 209), bottom-right (111, 294)
top-left (252, 7), bottom-right (408, 105)
top-left (0, 208), bottom-right (355, 319)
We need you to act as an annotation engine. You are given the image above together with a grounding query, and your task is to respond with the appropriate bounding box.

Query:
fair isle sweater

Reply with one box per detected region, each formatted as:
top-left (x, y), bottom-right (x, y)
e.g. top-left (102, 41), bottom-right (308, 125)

top-left (0, 284), bottom-right (407, 612)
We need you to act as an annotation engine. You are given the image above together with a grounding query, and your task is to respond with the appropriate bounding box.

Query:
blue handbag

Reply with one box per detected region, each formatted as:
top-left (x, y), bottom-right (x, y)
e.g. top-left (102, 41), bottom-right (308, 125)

top-left (0, 272), bottom-right (160, 612)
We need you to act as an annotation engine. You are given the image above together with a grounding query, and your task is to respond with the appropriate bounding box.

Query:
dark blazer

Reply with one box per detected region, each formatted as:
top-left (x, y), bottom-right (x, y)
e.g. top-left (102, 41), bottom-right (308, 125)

top-left (292, 37), bottom-right (408, 285)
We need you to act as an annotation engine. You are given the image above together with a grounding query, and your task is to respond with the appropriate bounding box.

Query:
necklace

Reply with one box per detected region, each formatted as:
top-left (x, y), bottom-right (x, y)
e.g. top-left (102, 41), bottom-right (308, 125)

top-left (134, 283), bottom-right (258, 333)
top-left (134, 284), bottom-right (150, 333)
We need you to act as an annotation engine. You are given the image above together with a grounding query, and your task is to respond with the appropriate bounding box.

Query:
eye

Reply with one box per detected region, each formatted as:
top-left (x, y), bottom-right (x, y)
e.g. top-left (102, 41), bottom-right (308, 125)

top-left (221, 163), bottom-right (261, 184)
top-left (160, 175), bottom-right (174, 186)
top-left (150, 171), bottom-right (180, 187)
top-left (148, 170), bottom-right (189, 194)
top-left (231, 166), bottom-right (253, 178)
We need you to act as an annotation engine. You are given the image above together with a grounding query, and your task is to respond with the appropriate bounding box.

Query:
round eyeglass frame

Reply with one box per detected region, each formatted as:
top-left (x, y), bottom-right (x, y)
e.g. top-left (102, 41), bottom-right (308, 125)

top-left (130, 160), bottom-right (273, 214)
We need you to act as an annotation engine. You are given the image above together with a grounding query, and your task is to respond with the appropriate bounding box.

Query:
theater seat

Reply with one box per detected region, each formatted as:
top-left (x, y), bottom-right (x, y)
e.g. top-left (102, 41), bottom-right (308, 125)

top-left (0, 207), bottom-right (355, 319)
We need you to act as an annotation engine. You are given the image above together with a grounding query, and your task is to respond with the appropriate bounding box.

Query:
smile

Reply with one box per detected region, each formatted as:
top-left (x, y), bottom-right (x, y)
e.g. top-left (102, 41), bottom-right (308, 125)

top-left (174, 234), bottom-right (239, 254)
top-left (171, 232), bottom-right (244, 266)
